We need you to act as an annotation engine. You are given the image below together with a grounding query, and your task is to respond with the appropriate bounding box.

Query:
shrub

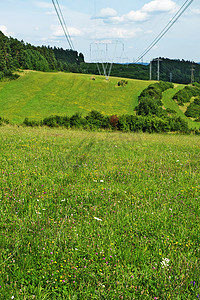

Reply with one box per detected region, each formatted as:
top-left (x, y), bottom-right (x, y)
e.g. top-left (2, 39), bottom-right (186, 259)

top-left (118, 80), bottom-right (128, 87)
top-left (185, 97), bottom-right (200, 118)
top-left (136, 81), bottom-right (174, 117)
top-left (23, 118), bottom-right (40, 127)
top-left (84, 110), bottom-right (109, 130)
top-left (109, 115), bottom-right (119, 129)
top-left (70, 113), bottom-right (86, 128)
top-left (173, 86), bottom-right (200, 105)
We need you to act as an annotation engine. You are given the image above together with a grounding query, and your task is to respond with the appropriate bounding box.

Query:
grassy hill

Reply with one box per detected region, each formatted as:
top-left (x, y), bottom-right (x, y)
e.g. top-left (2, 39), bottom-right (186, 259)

top-left (0, 70), bottom-right (199, 129)
top-left (0, 71), bottom-right (152, 124)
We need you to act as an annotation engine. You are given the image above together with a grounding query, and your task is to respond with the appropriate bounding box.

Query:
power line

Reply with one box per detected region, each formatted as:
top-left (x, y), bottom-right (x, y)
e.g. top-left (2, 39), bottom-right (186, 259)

top-left (52, 0), bottom-right (74, 50)
top-left (135, 0), bottom-right (194, 63)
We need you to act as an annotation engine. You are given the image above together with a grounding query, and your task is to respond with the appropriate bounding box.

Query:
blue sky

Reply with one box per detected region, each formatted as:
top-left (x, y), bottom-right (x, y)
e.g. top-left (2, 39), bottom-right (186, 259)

top-left (0, 0), bottom-right (199, 62)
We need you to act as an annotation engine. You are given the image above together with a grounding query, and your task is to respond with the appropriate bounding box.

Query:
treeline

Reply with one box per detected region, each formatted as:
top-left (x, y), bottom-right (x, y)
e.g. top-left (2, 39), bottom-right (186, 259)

top-left (1, 29), bottom-right (200, 85)
top-left (82, 58), bottom-right (200, 84)
top-left (151, 58), bottom-right (200, 84)
top-left (0, 30), bottom-right (84, 79)
top-left (81, 63), bottom-right (149, 81)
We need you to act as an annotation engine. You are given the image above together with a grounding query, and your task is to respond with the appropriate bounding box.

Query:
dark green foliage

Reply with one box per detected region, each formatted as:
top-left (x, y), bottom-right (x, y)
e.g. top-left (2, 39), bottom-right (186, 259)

top-left (151, 58), bottom-right (200, 84)
top-left (22, 111), bottom-right (189, 133)
top-left (185, 97), bottom-right (200, 118)
top-left (70, 113), bottom-right (86, 128)
top-left (0, 30), bottom-right (84, 80)
top-left (168, 116), bottom-right (189, 132)
top-left (117, 80), bottom-right (128, 87)
top-left (23, 118), bottom-right (40, 127)
top-left (0, 116), bottom-right (9, 126)
top-left (135, 98), bottom-right (161, 116)
top-left (166, 108), bottom-right (177, 115)
top-left (117, 115), bottom-right (186, 133)
top-left (42, 115), bottom-right (70, 128)
top-left (85, 110), bottom-right (110, 129)
top-left (82, 59), bottom-right (200, 84)
top-left (135, 81), bottom-right (173, 117)
top-left (173, 86), bottom-right (200, 105)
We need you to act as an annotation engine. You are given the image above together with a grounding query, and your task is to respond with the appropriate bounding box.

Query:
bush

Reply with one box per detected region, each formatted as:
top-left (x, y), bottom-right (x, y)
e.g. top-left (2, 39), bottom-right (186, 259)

top-left (22, 110), bottom-right (189, 133)
top-left (85, 110), bottom-right (109, 130)
top-left (173, 86), bottom-right (200, 105)
top-left (0, 116), bottom-right (9, 126)
top-left (23, 118), bottom-right (40, 127)
top-left (118, 80), bottom-right (128, 87)
top-left (185, 97), bottom-right (200, 118)
top-left (70, 113), bottom-right (86, 128)
top-left (110, 115), bottom-right (119, 129)
top-left (136, 81), bottom-right (174, 117)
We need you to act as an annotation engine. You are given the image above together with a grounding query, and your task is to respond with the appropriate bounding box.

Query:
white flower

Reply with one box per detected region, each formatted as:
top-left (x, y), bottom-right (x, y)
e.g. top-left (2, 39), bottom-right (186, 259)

top-left (11, 297), bottom-right (14, 300)
top-left (100, 180), bottom-right (104, 182)
top-left (94, 217), bottom-right (102, 221)
top-left (161, 258), bottom-right (170, 268)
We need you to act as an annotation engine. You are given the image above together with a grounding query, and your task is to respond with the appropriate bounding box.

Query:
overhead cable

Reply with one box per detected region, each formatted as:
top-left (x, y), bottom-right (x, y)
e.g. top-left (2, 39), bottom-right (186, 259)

top-left (52, 0), bottom-right (74, 50)
top-left (135, 0), bottom-right (194, 63)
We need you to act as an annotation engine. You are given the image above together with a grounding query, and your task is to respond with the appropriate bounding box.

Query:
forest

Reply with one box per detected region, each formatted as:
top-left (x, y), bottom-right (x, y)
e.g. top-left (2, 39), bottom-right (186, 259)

top-left (0, 30), bottom-right (84, 80)
top-left (1, 30), bottom-right (200, 84)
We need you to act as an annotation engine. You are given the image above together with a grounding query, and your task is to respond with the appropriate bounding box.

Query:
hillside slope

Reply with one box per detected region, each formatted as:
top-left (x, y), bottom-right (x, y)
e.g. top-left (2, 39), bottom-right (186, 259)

top-left (0, 71), bottom-right (199, 129)
top-left (0, 71), bottom-right (153, 124)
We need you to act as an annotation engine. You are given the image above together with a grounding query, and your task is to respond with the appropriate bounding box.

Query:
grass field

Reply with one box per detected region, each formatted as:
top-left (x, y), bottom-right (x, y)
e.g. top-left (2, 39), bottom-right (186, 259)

top-left (0, 71), bottom-right (152, 124)
top-left (0, 126), bottom-right (199, 299)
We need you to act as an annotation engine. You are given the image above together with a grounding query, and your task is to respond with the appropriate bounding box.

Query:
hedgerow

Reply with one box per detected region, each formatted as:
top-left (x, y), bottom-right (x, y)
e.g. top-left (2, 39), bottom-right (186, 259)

top-left (22, 111), bottom-right (190, 133)
top-left (135, 81), bottom-right (174, 116)
top-left (173, 85), bottom-right (200, 105)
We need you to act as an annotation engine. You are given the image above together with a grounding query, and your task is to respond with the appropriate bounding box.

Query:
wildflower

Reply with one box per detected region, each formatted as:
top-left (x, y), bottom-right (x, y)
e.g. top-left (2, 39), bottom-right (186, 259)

top-left (94, 217), bottom-right (102, 221)
top-left (191, 281), bottom-right (196, 287)
top-left (100, 180), bottom-right (104, 182)
top-left (161, 258), bottom-right (170, 268)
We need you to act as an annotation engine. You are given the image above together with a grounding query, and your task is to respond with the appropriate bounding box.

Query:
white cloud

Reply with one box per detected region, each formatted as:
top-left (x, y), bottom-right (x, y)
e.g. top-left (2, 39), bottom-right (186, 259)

top-left (51, 25), bottom-right (81, 37)
top-left (94, 27), bottom-right (142, 39)
top-left (191, 8), bottom-right (200, 15)
top-left (142, 0), bottom-right (178, 13)
top-left (96, 7), bottom-right (117, 19)
top-left (125, 10), bottom-right (148, 22)
top-left (0, 25), bottom-right (10, 36)
top-left (96, 0), bottom-right (178, 25)
top-left (35, 1), bottom-right (53, 9)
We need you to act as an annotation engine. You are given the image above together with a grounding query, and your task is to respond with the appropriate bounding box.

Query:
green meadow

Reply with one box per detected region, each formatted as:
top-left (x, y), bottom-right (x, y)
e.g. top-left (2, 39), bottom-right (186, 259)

top-left (0, 126), bottom-right (199, 299)
top-left (0, 71), bottom-right (152, 124)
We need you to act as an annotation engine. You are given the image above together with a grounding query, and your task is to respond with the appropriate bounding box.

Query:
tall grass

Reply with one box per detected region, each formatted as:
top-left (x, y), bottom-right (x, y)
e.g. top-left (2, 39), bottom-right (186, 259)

top-left (0, 126), bottom-right (199, 299)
